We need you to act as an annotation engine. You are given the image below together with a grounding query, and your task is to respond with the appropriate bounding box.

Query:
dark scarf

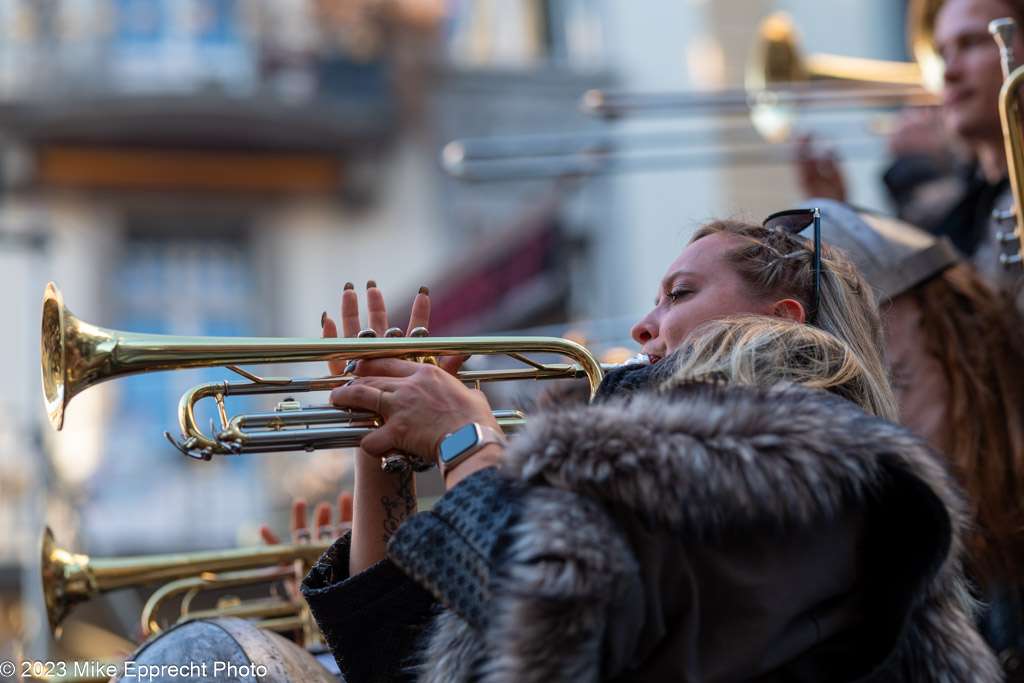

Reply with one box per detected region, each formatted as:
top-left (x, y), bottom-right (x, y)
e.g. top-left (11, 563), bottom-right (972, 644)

top-left (933, 170), bottom-right (1009, 257)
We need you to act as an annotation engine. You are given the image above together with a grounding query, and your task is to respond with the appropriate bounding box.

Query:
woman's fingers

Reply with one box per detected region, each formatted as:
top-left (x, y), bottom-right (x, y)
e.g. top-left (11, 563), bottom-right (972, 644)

top-left (366, 282), bottom-right (388, 334)
top-left (340, 283), bottom-right (361, 337)
top-left (352, 358), bottom-right (427, 378)
top-left (438, 355), bottom-right (468, 376)
top-left (259, 525), bottom-right (282, 546)
top-left (265, 493), bottom-right (353, 546)
top-left (323, 315), bottom-right (349, 375)
top-left (291, 498), bottom-right (310, 544)
top-left (330, 380), bottom-right (388, 413)
top-left (334, 363), bottom-right (497, 460)
top-left (325, 282), bottom-right (436, 376)
top-left (408, 286), bottom-right (430, 332)
top-left (312, 502), bottom-right (334, 540)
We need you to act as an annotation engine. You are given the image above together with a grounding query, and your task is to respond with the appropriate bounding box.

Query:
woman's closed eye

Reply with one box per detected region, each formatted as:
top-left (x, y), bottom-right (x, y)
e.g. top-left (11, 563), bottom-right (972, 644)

top-left (666, 288), bottom-right (692, 304)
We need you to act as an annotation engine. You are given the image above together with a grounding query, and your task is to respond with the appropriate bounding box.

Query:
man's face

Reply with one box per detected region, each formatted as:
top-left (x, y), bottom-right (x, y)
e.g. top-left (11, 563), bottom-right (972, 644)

top-left (934, 0), bottom-right (1024, 142)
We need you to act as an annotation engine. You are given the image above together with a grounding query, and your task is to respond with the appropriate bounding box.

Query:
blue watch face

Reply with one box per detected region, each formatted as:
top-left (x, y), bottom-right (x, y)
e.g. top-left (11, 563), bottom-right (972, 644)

top-left (439, 423), bottom-right (480, 464)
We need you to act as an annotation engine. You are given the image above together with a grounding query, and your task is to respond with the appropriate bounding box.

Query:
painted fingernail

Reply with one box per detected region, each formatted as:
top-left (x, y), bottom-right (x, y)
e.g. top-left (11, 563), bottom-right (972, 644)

top-left (320, 311), bottom-right (327, 329)
top-left (344, 282), bottom-right (354, 291)
top-left (418, 285), bottom-right (429, 295)
top-left (367, 280), bottom-right (377, 290)
top-left (344, 361), bottom-right (357, 375)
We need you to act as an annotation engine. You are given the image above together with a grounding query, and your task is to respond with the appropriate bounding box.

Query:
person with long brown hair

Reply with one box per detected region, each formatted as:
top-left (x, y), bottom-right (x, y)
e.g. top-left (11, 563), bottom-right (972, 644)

top-left (805, 197), bottom-right (1024, 677)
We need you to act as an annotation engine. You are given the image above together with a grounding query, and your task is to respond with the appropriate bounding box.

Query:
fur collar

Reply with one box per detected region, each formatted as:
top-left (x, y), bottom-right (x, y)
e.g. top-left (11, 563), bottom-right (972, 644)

top-left (505, 383), bottom-right (965, 539)
top-left (415, 383), bottom-right (999, 682)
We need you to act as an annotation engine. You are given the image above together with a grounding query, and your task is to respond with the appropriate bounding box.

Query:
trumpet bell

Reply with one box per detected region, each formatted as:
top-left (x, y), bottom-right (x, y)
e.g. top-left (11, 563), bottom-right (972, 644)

top-left (42, 282), bottom-right (122, 431)
top-left (40, 525), bottom-right (79, 634)
top-left (41, 282), bottom-right (69, 430)
top-left (41, 526), bottom-right (331, 637)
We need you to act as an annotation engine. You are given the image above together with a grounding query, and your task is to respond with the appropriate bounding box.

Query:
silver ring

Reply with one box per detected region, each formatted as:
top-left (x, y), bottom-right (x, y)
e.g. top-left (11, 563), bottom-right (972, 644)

top-left (375, 389), bottom-right (385, 416)
top-left (382, 453), bottom-right (409, 473)
top-left (294, 528), bottom-right (311, 544)
top-left (317, 525), bottom-right (334, 540)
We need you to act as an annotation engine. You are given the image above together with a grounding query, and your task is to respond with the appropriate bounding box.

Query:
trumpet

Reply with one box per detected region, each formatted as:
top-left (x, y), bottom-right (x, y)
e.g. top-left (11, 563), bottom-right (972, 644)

top-left (991, 18), bottom-right (1024, 267)
top-left (42, 282), bottom-right (610, 462)
top-left (41, 526), bottom-right (331, 641)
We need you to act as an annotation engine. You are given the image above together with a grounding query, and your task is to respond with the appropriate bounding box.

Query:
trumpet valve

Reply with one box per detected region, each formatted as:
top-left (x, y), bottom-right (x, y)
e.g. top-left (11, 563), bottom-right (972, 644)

top-left (994, 206), bottom-right (1018, 225)
top-left (408, 326), bottom-right (439, 366)
top-left (275, 398), bottom-right (303, 416)
top-left (997, 229), bottom-right (1021, 244)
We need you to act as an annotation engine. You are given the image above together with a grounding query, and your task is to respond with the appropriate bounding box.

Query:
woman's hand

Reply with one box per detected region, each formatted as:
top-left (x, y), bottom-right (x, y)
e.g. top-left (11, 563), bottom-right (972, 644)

top-left (320, 280), bottom-right (441, 573)
top-left (329, 358), bottom-right (500, 463)
top-left (259, 492), bottom-right (354, 546)
top-left (258, 492), bottom-right (352, 611)
top-left (321, 281), bottom-right (464, 377)
top-left (322, 281), bottom-right (429, 374)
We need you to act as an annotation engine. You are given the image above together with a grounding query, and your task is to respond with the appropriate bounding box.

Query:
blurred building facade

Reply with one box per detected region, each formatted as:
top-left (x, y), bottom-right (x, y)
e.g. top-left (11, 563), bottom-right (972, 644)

top-left (0, 0), bottom-right (912, 663)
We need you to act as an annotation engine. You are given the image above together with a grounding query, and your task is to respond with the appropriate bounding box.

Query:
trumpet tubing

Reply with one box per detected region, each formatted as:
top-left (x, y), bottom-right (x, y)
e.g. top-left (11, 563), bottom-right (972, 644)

top-left (993, 19), bottom-right (1024, 267)
top-left (140, 566), bottom-right (316, 642)
top-left (40, 526), bottom-right (331, 636)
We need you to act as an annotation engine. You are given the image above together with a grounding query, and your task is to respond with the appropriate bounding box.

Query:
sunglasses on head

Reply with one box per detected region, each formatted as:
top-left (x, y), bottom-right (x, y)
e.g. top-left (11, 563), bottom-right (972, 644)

top-left (761, 207), bottom-right (821, 326)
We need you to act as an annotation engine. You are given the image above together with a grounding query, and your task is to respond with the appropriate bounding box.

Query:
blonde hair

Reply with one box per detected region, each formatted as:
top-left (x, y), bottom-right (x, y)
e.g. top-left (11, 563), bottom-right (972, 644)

top-left (662, 315), bottom-right (899, 422)
top-left (691, 220), bottom-right (891, 413)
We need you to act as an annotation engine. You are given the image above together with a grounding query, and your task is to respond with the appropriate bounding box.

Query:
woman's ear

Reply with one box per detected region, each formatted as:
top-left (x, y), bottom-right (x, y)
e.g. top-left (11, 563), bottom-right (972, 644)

top-left (771, 298), bottom-right (807, 323)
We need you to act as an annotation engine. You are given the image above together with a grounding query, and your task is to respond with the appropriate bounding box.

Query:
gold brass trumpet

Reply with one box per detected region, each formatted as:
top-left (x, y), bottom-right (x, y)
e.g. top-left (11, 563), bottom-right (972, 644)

top-left (41, 526), bottom-right (331, 639)
top-left (42, 282), bottom-right (607, 460)
top-left (991, 18), bottom-right (1024, 267)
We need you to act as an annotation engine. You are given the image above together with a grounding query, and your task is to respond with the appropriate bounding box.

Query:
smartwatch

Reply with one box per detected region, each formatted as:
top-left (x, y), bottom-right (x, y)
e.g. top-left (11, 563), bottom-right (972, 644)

top-left (437, 422), bottom-right (506, 474)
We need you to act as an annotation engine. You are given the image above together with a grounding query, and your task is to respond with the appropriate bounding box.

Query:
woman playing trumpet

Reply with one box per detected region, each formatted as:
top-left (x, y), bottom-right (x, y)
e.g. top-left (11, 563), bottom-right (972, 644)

top-left (303, 215), bottom-right (998, 681)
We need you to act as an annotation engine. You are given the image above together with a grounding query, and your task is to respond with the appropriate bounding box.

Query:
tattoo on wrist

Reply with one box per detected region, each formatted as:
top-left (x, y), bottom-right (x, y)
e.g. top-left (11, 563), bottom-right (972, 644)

top-left (381, 470), bottom-right (417, 542)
